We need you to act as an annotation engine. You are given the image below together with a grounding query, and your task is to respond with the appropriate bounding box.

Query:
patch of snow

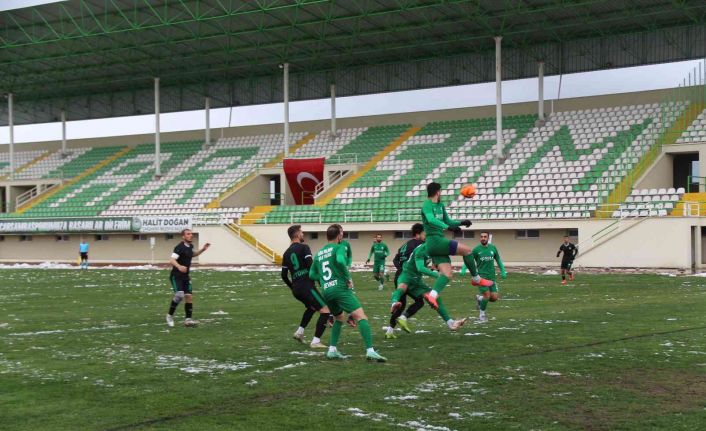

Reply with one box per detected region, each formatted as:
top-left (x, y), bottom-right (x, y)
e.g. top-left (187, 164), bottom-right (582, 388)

top-left (542, 371), bottom-right (562, 376)
top-left (209, 310), bottom-right (229, 315)
top-left (274, 362), bottom-right (306, 371)
top-left (542, 270), bottom-right (559, 275)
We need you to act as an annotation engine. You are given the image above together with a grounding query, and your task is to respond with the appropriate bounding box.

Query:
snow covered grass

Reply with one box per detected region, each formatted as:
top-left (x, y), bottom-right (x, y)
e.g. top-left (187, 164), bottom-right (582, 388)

top-left (2, 269), bottom-right (706, 430)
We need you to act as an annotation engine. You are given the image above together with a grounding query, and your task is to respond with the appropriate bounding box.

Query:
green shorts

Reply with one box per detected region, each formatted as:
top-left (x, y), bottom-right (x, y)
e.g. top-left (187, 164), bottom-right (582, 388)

top-left (397, 273), bottom-right (431, 298)
top-left (322, 287), bottom-right (362, 316)
top-left (426, 235), bottom-right (456, 265)
top-left (373, 261), bottom-right (386, 274)
top-left (479, 278), bottom-right (499, 294)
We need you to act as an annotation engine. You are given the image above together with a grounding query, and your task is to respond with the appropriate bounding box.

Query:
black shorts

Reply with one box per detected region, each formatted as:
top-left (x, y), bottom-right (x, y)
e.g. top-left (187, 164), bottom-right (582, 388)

top-left (561, 260), bottom-right (573, 270)
top-left (292, 282), bottom-right (326, 311)
top-left (170, 274), bottom-right (193, 294)
top-left (80, 252), bottom-right (88, 260)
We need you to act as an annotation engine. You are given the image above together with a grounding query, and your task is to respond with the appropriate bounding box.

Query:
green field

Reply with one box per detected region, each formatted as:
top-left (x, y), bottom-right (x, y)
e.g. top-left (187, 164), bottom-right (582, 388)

top-left (3, 268), bottom-right (706, 430)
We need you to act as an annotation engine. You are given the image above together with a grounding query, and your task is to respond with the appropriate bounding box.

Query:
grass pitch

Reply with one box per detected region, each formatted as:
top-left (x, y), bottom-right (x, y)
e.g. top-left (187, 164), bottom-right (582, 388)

top-left (3, 268), bottom-right (706, 430)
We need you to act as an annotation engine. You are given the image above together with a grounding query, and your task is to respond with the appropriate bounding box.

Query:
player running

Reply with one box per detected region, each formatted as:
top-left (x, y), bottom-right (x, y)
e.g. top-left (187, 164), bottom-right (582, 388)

top-left (387, 223), bottom-right (426, 336)
top-left (389, 243), bottom-right (467, 335)
top-left (281, 225), bottom-right (330, 349)
top-left (309, 224), bottom-right (386, 362)
top-left (166, 229), bottom-right (210, 327)
top-left (471, 232), bottom-right (506, 323)
top-left (366, 234), bottom-right (390, 290)
top-left (557, 236), bottom-right (578, 285)
top-left (420, 182), bottom-right (493, 310)
top-left (79, 239), bottom-right (89, 270)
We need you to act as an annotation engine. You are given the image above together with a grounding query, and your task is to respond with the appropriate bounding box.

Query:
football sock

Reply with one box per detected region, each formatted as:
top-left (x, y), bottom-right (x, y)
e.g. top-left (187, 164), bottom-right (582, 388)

top-left (295, 326), bottom-right (305, 336)
top-left (463, 255), bottom-right (479, 277)
top-left (357, 319), bottom-right (374, 349)
top-left (168, 301), bottom-right (178, 315)
top-left (314, 313), bottom-right (329, 338)
top-left (480, 297), bottom-right (488, 311)
top-left (391, 288), bottom-right (404, 303)
top-left (311, 337), bottom-right (321, 345)
top-left (386, 326), bottom-right (394, 335)
top-left (185, 303), bottom-right (193, 319)
top-left (300, 308), bottom-right (315, 328)
top-left (562, 274), bottom-right (566, 280)
top-left (431, 274), bottom-right (449, 295)
top-left (329, 320), bottom-right (343, 347)
top-left (436, 297), bottom-right (451, 322)
top-left (404, 297), bottom-right (425, 319)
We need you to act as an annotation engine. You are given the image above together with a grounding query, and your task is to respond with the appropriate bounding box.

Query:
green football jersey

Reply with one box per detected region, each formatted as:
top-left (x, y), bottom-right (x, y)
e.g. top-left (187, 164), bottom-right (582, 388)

top-left (401, 243), bottom-right (438, 282)
top-left (368, 242), bottom-right (390, 262)
top-left (309, 242), bottom-right (351, 291)
top-left (472, 243), bottom-right (504, 279)
top-left (421, 199), bottom-right (461, 238)
top-left (340, 240), bottom-right (353, 267)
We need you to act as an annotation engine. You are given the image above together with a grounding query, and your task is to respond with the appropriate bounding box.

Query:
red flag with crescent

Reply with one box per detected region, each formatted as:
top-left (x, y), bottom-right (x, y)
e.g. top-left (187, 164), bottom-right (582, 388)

top-left (283, 158), bottom-right (325, 205)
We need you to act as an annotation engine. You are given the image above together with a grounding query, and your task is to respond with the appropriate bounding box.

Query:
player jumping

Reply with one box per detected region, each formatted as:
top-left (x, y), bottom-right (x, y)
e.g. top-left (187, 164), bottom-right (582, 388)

top-left (389, 242), bottom-right (467, 335)
top-left (557, 235), bottom-right (578, 285)
top-left (281, 225), bottom-right (330, 349)
top-left (471, 232), bottom-right (506, 323)
top-left (309, 224), bottom-right (386, 362)
top-left (166, 229), bottom-right (210, 327)
top-left (366, 234), bottom-right (390, 290)
top-left (387, 223), bottom-right (426, 336)
top-left (420, 182), bottom-right (493, 310)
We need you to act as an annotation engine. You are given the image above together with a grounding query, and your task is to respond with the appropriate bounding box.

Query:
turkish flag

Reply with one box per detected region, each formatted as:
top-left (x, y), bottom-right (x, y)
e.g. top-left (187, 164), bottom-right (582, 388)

top-left (283, 158), bottom-right (325, 205)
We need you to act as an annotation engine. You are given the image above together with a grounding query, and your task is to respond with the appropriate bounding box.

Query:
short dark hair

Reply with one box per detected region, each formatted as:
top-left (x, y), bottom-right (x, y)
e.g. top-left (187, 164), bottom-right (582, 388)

top-left (375, 234), bottom-right (382, 237)
top-left (327, 224), bottom-right (342, 241)
top-left (427, 182), bottom-right (441, 197)
top-left (287, 225), bottom-right (302, 239)
top-left (564, 235), bottom-right (569, 238)
top-left (181, 229), bottom-right (192, 236)
top-left (411, 223), bottom-right (424, 236)
top-left (480, 231), bottom-right (490, 237)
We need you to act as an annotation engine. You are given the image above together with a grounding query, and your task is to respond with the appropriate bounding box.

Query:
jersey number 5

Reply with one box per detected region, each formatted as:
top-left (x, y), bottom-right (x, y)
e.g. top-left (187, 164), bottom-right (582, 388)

top-left (322, 261), bottom-right (332, 282)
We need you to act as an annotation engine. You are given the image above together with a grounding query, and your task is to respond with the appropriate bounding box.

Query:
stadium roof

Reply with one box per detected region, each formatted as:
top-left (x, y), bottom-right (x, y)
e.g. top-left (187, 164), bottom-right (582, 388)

top-left (2, 0), bottom-right (706, 126)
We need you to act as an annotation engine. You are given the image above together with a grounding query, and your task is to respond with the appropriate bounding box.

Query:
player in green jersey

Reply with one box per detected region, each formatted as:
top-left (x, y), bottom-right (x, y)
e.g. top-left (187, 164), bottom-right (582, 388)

top-left (366, 234), bottom-right (390, 291)
top-left (387, 243), bottom-right (467, 337)
top-left (309, 224), bottom-right (387, 362)
top-left (420, 182), bottom-right (494, 310)
top-left (470, 231), bottom-right (507, 323)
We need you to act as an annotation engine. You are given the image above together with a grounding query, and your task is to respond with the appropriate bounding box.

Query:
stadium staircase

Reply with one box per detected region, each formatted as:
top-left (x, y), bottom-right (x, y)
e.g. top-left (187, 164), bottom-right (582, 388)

top-left (224, 222), bottom-right (282, 264)
top-left (14, 146), bottom-right (131, 215)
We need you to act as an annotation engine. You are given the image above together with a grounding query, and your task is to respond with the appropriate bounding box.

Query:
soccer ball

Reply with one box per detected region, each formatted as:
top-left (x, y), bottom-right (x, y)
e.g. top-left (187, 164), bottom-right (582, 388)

top-left (460, 184), bottom-right (477, 198)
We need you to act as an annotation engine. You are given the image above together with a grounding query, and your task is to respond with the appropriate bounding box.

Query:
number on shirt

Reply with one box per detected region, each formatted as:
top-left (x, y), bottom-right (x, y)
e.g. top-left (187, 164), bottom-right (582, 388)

top-left (322, 261), bottom-right (332, 281)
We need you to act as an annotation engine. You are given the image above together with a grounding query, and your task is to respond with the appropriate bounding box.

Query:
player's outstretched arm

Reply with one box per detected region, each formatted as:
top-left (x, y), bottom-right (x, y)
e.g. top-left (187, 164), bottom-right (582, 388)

top-left (193, 242), bottom-right (211, 257)
top-left (366, 244), bottom-right (374, 263)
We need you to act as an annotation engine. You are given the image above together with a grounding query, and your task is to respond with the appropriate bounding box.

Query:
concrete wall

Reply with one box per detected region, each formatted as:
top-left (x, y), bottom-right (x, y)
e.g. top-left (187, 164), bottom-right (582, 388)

top-left (221, 174), bottom-right (272, 208)
top-left (196, 226), bottom-right (270, 265)
top-left (636, 153), bottom-right (674, 189)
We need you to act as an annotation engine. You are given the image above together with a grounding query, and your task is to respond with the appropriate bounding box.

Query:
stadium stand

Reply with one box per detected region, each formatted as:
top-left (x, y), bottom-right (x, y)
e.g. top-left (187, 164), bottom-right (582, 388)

top-left (675, 108), bottom-right (706, 144)
top-left (258, 102), bottom-right (685, 223)
top-left (0, 102), bottom-right (695, 224)
top-left (613, 187), bottom-right (686, 217)
top-left (0, 150), bottom-right (46, 178)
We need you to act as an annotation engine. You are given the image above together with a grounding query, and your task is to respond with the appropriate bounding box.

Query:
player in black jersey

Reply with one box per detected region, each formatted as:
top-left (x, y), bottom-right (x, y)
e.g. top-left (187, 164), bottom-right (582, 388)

top-left (166, 229), bottom-right (210, 327)
top-left (557, 236), bottom-right (578, 285)
top-left (385, 223), bottom-right (426, 338)
top-left (282, 225), bottom-right (330, 349)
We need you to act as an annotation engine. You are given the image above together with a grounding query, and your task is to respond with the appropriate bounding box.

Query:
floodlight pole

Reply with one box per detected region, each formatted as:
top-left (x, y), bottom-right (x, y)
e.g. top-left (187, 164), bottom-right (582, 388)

top-left (494, 36), bottom-right (504, 159)
top-left (154, 77), bottom-right (161, 178)
top-left (205, 97), bottom-right (211, 147)
top-left (60, 109), bottom-right (67, 156)
top-left (8, 93), bottom-right (14, 180)
top-left (538, 61), bottom-right (545, 120)
top-left (283, 62), bottom-right (290, 157)
top-left (330, 84), bottom-right (337, 137)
